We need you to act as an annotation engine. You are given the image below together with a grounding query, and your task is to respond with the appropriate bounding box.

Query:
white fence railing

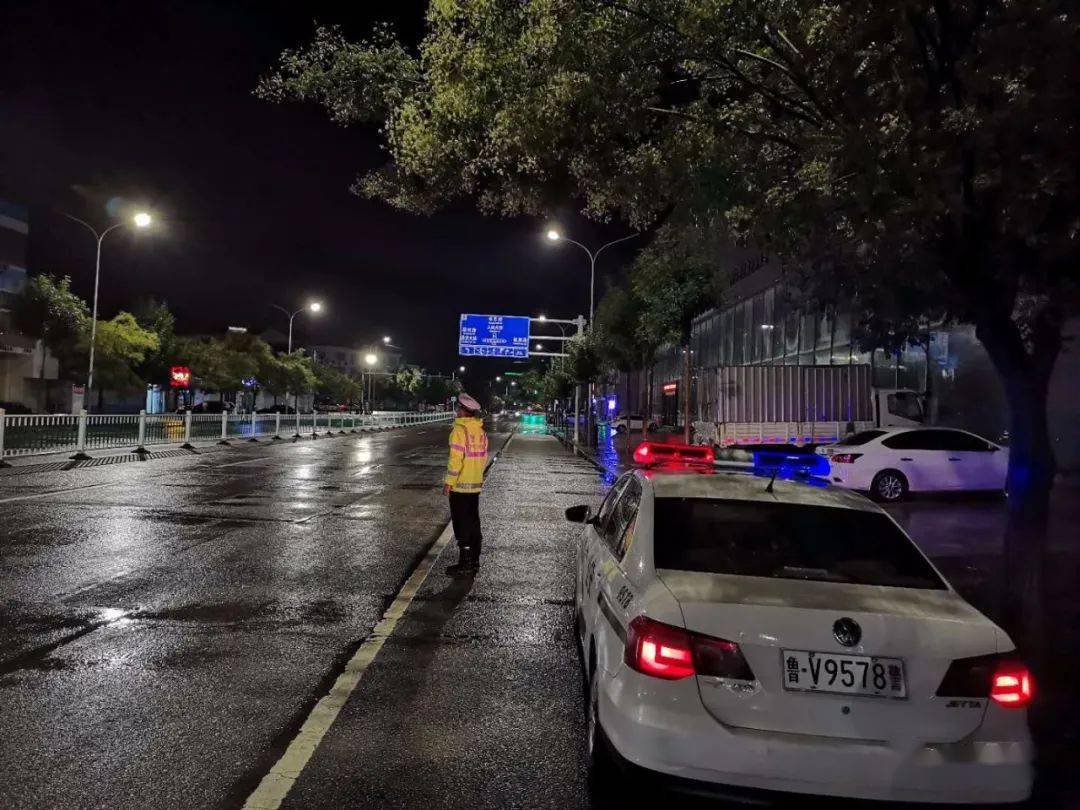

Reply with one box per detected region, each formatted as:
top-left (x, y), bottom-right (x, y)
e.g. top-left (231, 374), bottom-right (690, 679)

top-left (0, 409), bottom-right (453, 462)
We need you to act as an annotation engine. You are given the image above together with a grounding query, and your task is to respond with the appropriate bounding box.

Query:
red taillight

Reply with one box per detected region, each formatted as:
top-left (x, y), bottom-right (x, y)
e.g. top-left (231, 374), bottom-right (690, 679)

top-left (626, 617), bottom-right (695, 679)
top-left (625, 617), bottom-right (754, 681)
top-left (632, 442), bottom-right (714, 468)
top-left (990, 663), bottom-right (1034, 707)
top-left (936, 653), bottom-right (1034, 708)
top-left (830, 453), bottom-right (863, 464)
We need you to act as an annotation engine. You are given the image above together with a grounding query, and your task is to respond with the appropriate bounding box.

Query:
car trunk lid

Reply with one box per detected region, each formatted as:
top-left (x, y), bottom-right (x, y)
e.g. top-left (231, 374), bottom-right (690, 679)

top-left (659, 570), bottom-right (999, 744)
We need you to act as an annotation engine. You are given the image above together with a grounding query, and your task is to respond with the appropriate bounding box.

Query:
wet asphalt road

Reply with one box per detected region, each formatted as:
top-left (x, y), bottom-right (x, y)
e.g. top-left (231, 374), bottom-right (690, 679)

top-left (0, 422), bottom-right (600, 809)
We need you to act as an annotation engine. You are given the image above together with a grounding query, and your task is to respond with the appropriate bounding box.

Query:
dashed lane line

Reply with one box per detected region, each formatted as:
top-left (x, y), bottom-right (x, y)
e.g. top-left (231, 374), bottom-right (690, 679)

top-left (241, 431), bottom-right (515, 810)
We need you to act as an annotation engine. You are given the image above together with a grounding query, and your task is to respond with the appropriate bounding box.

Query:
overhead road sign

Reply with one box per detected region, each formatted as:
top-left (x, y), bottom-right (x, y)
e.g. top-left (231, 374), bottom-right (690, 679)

top-left (459, 314), bottom-right (531, 358)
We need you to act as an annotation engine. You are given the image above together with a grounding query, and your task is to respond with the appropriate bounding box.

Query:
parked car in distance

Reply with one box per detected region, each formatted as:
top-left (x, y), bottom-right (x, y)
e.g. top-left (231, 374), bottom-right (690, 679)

top-left (820, 427), bottom-right (1008, 502)
top-left (610, 414), bottom-right (657, 434)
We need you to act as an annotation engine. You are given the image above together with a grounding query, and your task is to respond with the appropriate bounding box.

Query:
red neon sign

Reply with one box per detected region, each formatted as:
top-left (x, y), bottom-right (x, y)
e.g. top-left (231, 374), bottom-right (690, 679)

top-left (662, 382), bottom-right (678, 394)
top-left (170, 366), bottom-right (192, 388)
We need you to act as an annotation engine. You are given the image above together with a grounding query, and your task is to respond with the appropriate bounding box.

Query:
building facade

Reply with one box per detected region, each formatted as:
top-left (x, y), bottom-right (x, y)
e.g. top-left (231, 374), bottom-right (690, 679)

top-left (615, 263), bottom-right (1078, 469)
top-left (0, 200), bottom-right (59, 412)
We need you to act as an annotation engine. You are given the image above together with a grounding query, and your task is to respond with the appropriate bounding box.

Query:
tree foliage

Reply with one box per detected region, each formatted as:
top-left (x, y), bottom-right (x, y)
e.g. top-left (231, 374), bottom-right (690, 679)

top-left (87, 312), bottom-right (159, 395)
top-left (12, 274), bottom-right (89, 381)
top-left (264, 1), bottom-right (1080, 640)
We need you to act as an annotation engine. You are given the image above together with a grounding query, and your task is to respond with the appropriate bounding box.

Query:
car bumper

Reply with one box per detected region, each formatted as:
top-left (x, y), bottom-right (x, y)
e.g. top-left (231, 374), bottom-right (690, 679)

top-left (827, 465), bottom-right (871, 491)
top-left (598, 668), bottom-right (1034, 805)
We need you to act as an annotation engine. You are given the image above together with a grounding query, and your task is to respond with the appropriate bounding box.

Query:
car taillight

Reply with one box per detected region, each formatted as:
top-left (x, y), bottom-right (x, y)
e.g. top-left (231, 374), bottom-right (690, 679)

top-left (830, 453), bottom-right (863, 463)
top-left (990, 663), bottom-right (1035, 706)
top-left (936, 653), bottom-right (1034, 708)
top-left (625, 616), bottom-right (754, 681)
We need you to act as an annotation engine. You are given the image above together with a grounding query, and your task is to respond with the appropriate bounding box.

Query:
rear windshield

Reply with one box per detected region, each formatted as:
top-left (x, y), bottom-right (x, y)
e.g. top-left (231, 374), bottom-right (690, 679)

top-left (834, 430), bottom-right (885, 446)
top-left (653, 498), bottom-right (945, 590)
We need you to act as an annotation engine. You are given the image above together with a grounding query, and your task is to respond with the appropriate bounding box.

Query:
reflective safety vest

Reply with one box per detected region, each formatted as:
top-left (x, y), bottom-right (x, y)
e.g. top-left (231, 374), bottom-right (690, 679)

top-left (445, 417), bottom-right (488, 493)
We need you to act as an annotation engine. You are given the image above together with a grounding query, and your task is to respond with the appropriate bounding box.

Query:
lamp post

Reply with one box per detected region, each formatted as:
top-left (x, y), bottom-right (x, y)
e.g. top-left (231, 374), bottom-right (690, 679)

top-left (545, 229), bottom-right (640, 323)
top-left (64, 211), bottom-right (152, 410)
top-left (364, 352), bottom-right (378, 412)
top-left (272, 300), bottom-right (322, 412)
top-left (546, 227), bottom-right (640, 445)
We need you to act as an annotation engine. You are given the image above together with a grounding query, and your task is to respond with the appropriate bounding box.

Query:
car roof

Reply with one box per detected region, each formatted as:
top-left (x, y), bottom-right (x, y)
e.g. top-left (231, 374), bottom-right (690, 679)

top-left (637, 468), bottom-right (881, 513)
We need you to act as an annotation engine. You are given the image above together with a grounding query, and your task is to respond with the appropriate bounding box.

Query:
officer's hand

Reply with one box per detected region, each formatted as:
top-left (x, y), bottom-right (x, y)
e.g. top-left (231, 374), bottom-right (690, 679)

top-left (443, 484), bottom-right (451, 497)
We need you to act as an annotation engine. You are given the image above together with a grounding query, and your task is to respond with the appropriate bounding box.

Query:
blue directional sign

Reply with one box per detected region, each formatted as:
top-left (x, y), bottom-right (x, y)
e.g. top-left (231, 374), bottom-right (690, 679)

top-left (458, 314), bottom-right (531, 358)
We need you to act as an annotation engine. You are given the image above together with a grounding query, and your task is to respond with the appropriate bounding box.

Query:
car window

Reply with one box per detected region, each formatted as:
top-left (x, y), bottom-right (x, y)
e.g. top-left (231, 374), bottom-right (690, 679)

top-left (595, 476), bottom-right (629, 538)
top-left (608, 478), bottom-right (642, 559)
top-left (834, 430), bottom-right (885, 447)
top-left (881, 430), bottom-right (941, 450)
top-left (937, 431), bottom-right (993, 452)
top-left (653, 498), bottom-right (946, 590)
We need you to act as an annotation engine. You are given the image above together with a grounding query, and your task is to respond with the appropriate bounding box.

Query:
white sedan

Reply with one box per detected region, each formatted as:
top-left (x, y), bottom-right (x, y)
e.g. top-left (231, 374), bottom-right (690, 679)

top-left (566, 447), bottom-right (1033, 804)
top-left (820, 427), bottom-right (1009, 502)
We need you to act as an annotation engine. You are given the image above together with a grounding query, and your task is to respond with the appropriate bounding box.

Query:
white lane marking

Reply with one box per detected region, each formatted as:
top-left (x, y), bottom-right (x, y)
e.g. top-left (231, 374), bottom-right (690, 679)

top-left (0, 481), bottom-right (115, 505)
top-left (214, 457), bottom-right (273, 468)
top-left (242, 521), bottom-right (455, 810)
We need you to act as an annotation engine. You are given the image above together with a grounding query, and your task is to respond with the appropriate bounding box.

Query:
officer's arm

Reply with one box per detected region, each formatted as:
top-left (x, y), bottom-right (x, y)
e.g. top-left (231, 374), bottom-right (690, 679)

top-left (445, 426), bottom-right (465, 487)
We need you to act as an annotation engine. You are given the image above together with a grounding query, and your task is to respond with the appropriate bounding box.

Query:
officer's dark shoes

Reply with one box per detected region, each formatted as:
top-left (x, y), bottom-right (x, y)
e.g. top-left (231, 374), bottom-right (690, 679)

top-left (447, 546), bottom-right (475, 576)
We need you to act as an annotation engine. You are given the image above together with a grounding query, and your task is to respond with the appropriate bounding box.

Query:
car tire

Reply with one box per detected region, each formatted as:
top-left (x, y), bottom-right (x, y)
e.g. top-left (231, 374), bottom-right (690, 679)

top-left (586, 660), bottom-right (620, 795)
top-left (871, 469), bottom-right (909, 503)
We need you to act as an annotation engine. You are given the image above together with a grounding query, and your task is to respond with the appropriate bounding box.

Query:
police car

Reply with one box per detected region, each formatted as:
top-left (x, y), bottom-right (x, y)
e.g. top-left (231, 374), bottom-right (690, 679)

top-left (566, 442), bottom-right (1034, 804)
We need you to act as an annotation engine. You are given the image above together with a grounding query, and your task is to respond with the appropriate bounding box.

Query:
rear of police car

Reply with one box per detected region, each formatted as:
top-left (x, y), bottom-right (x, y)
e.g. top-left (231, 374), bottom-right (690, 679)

top-left (599, 472), bottom-right (1034, 804)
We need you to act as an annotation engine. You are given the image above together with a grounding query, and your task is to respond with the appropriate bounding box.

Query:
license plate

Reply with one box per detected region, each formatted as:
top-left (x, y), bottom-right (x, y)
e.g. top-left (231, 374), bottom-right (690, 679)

top-left (781, 650), bottom-right (907, 699)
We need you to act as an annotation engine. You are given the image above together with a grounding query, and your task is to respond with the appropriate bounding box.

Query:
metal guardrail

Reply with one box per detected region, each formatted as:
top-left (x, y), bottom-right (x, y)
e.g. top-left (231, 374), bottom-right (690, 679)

top-left (0, 408), bottom-right (453, 462)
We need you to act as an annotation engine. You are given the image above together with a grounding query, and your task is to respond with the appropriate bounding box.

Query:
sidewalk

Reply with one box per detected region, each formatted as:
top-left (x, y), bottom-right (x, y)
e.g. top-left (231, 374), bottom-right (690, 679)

top-left (276, 432), bottom-right (607, 809)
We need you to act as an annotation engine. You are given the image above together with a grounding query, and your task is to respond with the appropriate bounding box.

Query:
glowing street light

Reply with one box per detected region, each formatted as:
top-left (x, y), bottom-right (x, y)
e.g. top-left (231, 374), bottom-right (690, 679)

top-left (365, 353), bottom-right (378, 366)
top-left (534, 343), bottom-right (544, 351)
top-left (63, 209), bottom-right (156, 410)
top-left (459, 365), bottom-right (466, 373)
top-left (272, 300), bottom-right (324, 413)
top-left (546, 229), bottom-right (560, 241)
top-left (382, 335), bottom-right (392, 345)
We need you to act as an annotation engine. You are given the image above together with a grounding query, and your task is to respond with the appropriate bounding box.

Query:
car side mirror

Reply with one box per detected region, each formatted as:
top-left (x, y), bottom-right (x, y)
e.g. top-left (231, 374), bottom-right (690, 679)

top-left (565, 504), bottom-right (592, 524)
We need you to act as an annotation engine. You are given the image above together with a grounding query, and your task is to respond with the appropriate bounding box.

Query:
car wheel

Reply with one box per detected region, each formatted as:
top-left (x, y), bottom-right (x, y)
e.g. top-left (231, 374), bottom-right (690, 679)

top-left (871, 470), bottom-right (909, 503)
top-left (586, 660), bottom-right (619, 793)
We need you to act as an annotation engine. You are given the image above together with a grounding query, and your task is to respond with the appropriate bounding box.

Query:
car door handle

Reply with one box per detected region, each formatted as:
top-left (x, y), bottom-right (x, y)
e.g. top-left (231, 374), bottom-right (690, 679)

top-left (948, 457), bottom-right (961, 461)
top-left (900, 457), bottom-right (913, 462)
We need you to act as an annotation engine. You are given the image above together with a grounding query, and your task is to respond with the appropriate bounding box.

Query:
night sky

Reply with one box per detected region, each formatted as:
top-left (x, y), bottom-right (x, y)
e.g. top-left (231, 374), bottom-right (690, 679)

top-left (0, 1), bottom-right (641, 375)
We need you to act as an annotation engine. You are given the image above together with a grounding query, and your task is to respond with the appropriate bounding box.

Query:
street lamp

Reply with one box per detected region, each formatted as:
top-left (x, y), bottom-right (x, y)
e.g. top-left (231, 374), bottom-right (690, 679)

top-left (382, 335), bottom-right (391, 345)
top-left (64, 210), bottom-right (153, 410)
top-left (272, 300), bottom-right (323, 355)
top-left (272, 300), bottom-right (322, 413)
top-left (459, 365), bottom-right (466, 373)
top-left (535, 343), bottom-right (544, 351)
top-left (544, 227), bottom-right (640, 323)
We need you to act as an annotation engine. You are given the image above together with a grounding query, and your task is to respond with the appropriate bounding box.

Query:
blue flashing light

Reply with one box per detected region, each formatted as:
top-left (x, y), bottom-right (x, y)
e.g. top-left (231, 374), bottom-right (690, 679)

top-left (752, 450), bottom-right (831, 484)
top-left (607, 397), bottom-right (617, 412)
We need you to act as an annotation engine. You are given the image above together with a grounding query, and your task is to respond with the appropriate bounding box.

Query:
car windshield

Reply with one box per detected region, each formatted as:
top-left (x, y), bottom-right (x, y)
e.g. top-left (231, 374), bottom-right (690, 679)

top-left (834, 430), bottom-right (885, 446)
top-left (653, 498), bottom-right (946, 589)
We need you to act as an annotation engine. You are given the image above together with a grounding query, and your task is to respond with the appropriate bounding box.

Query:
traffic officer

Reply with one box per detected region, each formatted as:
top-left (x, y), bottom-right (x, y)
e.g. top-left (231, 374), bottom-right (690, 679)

top-left (443, 393), bottom-right (488, 575)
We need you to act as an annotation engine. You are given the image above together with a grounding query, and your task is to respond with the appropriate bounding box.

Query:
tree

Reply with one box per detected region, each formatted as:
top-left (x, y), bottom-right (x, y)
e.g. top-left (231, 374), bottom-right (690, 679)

top-left (314, 363), bottom-right (362, 407)
top-left (262, 1), bottom-right (1080, 647)
top-left (12, 274), bottom-right (90, 405)
top-left (131, 297), bottom-right (183, 388)
top-left (593, 283), bottom-right (663, 429)
top-left (86, 312), bottom-right (159, 407)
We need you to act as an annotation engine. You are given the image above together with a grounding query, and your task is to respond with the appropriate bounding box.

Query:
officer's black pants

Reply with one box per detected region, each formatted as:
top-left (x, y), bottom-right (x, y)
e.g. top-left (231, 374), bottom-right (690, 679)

top-left (448, 491), bottom-right (482, 555)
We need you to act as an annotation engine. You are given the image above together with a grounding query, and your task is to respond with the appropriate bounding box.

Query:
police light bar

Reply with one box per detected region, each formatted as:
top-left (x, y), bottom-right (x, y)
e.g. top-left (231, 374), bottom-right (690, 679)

top-left (633, 441), bottom-right (715, 467)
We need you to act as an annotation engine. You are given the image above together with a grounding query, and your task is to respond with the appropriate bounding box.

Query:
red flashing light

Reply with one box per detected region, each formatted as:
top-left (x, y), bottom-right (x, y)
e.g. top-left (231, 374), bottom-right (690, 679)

top-left (632, 441), bottom-right (714, 468)
top-left (169, 366), bottom-right (191, 389)
top-left (990, 663), bottom-right (1034, 707)
top-left (830, 453), bottom-right (862, 464)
